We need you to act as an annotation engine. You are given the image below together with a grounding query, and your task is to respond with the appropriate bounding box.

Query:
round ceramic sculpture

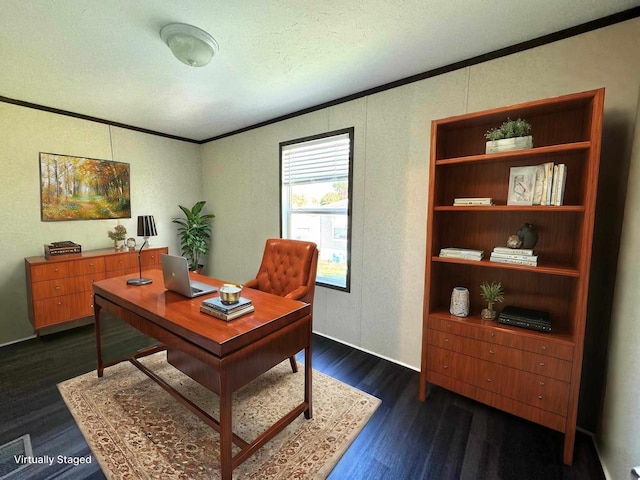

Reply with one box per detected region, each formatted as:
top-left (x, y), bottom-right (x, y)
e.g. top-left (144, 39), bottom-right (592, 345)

top-left (450, 287), bottom-right (470, 317)
top-left (517, 223), bottom-right (538, 248)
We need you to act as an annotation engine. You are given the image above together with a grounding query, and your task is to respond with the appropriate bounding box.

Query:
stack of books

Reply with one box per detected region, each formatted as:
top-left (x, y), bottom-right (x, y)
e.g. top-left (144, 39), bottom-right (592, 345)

top-left (439, 247), bottom-right (484, 261)
top-left (489, 246), bottom-right (537, 266)
top-left (536, 162), bottom-right (567, 206)
top-left (200, 296), bottom-right (254, 320)
top-left (453, 197), bottom-right (494, 206)
top-left (44, 241), bottom-right (82, 258)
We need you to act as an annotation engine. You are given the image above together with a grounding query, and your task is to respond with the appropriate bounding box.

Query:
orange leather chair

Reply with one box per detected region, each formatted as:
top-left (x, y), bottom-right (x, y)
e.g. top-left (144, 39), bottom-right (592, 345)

top-left (244, 238), bottom-right (319, 372)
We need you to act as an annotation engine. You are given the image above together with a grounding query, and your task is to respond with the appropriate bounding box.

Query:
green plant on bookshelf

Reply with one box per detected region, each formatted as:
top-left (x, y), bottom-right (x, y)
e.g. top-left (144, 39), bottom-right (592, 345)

top-left (479, 281), bottom-right (504, 319)
top-left (485, 118), bottom-right (532, 141)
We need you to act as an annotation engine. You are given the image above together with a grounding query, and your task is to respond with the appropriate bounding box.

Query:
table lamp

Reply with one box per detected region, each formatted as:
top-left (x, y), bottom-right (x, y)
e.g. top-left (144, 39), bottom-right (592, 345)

top-left (127, 215), bottom-right (158, 286)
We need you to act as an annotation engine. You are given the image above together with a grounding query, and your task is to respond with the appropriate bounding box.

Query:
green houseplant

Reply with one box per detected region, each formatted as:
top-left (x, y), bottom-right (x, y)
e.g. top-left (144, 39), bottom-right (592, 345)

top-left (479, 281), bottom-right (504, 319)
top-left (172, 201), bottom-right (215, 271)
top-left (485, 117), bottom-right (533, 153)
top-left (107, 223), bottom-right (127, 250)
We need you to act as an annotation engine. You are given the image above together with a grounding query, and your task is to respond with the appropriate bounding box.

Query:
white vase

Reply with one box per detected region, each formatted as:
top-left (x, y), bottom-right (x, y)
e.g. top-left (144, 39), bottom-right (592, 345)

top-left (486, 135), bottom-right (533, 154)
top-left (450, 287), bottom-right (470, 317)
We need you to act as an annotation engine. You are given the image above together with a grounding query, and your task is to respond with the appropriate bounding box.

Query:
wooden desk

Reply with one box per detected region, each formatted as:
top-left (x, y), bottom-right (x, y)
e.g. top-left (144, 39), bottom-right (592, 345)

top-left (92, 269), bottom-right (312, 480)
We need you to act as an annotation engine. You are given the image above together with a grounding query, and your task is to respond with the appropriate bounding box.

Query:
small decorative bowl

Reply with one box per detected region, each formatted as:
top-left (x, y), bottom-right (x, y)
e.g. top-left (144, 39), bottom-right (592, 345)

top-left (219, 284), bottom-right (242, 304)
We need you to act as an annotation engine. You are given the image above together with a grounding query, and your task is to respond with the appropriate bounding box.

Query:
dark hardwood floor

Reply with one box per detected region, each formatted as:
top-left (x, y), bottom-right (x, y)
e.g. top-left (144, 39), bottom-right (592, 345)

top-left (0, 317), bottom-right (605, 479)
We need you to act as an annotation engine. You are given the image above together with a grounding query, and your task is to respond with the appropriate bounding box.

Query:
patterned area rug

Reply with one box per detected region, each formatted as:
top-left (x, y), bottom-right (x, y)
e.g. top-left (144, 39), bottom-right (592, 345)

top-left (58, 352), bottom-right (380, 479)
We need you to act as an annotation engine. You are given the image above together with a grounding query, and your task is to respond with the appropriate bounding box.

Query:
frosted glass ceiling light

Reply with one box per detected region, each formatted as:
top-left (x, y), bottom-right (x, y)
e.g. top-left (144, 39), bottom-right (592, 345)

top-left (160, 23), bottom-right (218, 67)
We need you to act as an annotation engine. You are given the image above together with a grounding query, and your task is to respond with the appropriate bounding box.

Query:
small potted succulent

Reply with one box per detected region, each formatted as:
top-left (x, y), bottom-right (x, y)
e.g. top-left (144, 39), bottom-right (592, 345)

top-left (485, 117), bottom-right (532, 153)
top-left (108, 223), bottom-right (127, 250)
top-left (479, 281), bottom-right (504, 320)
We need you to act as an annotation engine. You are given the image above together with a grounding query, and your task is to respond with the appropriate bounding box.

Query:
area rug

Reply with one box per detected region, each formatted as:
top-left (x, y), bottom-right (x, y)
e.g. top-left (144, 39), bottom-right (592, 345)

top-left (58, 352), bottom-right (380, 479)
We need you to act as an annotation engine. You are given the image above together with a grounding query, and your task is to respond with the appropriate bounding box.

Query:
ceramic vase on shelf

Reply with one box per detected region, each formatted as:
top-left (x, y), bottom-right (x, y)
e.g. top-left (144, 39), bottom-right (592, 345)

top-left (450, 287), bottom-right (470, 317)
top-left (517, 223), bottom-right (538, 248)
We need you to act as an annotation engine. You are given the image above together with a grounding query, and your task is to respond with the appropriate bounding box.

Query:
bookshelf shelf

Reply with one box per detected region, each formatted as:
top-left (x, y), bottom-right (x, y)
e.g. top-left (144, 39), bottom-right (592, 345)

top-left (420, 89), bottom-right (604, 465)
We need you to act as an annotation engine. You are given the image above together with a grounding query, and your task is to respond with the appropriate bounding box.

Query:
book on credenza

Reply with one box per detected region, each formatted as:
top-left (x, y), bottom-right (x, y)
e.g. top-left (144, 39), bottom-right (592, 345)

top-left (439, 247), bottom-right (484, 260)
top-left (453, 197), bottom-right (494, 206)
top-left (200, 302), bottom-right (255, 320)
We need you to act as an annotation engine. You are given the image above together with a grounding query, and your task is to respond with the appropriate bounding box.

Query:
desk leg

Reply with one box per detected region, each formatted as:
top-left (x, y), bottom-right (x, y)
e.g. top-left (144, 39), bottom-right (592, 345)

top-left (304, 344), bottom-right (312, 420)
top-left (94, 297), bottom-right (104, 378)
top-left (219, 373), bottom-right (233, 480)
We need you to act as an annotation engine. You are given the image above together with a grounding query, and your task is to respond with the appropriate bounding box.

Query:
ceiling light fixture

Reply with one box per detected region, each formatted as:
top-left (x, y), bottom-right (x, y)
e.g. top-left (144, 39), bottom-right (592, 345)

top-left (160, 23), bottom-right (218, 67)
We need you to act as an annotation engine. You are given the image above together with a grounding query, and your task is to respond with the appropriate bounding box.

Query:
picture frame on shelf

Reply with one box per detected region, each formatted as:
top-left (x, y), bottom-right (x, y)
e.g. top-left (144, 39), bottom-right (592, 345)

top-left (507, 165), bottom-right (537, 206)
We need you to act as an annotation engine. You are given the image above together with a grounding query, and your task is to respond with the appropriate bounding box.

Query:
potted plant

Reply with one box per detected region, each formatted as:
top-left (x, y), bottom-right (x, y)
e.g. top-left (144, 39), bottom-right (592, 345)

top-left (172, 201), bottom-right (215, 272)
top-left (479, 281), bottom-right (504, 319)
top-left (485, 117), bottom-right (532, 153)
top-left (107, 223), bottom-right (127, 250)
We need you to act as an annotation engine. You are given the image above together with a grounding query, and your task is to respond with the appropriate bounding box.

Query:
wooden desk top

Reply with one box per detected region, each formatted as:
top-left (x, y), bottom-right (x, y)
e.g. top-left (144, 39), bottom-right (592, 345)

top-left (92, 269), bottom-right (310, 357)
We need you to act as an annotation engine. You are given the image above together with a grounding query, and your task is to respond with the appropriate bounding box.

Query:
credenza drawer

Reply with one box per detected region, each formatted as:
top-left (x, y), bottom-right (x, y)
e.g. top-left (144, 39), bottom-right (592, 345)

top-left (427, 346), bottom-right (569, 416)
top-left (32, 292), bottom-right (95, 327)
top-left (429, 316), bottom-right (574, 361)
top-left (104, 253), bottom-right (139, 272)
top-left (427, 329), bottom-right (572, 382)
top-left (31, 273), bottom-right (106, 300)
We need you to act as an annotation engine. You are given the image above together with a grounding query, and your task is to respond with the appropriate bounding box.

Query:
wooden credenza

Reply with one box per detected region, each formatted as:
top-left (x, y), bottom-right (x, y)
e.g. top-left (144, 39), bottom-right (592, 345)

top-left (25, 246), bottom-right (168, 334)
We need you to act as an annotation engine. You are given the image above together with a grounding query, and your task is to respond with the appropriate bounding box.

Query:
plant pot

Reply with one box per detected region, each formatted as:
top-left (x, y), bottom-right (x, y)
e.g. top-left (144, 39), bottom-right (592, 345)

top-left (481, 308), bottom-right (496, 320)
top-left (486, 135), bottom-right (533, 154)
top-left (114, 239), bottom-right (125, 250)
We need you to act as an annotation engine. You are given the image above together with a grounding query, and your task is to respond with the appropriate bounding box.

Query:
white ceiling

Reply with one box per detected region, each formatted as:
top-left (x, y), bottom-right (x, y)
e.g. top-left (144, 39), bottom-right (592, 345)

top-left (1, 1), bottom-right (638, 142)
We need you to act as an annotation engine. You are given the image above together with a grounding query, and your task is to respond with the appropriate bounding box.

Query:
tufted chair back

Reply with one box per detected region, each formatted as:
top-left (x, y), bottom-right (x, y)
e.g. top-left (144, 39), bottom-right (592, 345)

top-left (244, 238), bottom-right (318, 306)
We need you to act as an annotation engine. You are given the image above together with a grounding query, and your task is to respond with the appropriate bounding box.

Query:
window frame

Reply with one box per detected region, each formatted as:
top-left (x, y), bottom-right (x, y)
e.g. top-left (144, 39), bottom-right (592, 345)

top-left (279, 127), bottom-right (354, 292)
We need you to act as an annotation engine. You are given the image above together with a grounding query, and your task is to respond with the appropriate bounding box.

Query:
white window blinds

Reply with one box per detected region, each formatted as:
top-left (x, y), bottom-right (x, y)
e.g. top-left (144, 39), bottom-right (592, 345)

top-left (282, 133), bottom-right (350, 186)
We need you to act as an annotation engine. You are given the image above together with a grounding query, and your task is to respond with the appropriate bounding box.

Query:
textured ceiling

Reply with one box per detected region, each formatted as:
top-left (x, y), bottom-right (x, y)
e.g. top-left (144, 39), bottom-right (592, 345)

top-left (0, 1), bottom-right (638, 142)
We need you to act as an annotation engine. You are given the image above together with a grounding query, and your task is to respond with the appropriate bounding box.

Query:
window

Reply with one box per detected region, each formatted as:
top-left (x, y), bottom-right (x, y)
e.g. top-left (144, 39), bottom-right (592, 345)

top-left (280, 128), bottom-right (354, 291)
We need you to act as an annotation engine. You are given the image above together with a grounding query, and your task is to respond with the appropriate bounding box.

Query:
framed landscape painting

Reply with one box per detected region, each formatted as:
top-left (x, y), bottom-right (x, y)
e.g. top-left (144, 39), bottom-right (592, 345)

top-left (40, 153), bottom-right (131, 221)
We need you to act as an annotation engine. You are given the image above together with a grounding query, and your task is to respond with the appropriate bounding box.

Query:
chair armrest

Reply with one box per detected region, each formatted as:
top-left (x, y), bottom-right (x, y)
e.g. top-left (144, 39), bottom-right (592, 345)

top-left (243, 278), bottom-right (258, 289)
top-left (284, 286), bottom-right (308, 302)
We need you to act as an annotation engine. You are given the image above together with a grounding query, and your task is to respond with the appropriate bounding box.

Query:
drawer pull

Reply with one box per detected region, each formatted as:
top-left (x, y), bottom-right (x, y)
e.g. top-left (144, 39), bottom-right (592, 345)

top-left (541, 345), bottom-right (547, 350)
top-left (446, 323), bottom-right (451, 328)
top-left (489, 349), bottom-right (495, 354)
top-left (487, 378), bottom-right (492, 382)
top-left (538, 395), bottom-right (543, 400)
top-left (55, 285), bottom-right (60, 290)
top-left (539, 381), bottom-right (545, 386)
top-left (444, 338), bottom-right (449, 343)
top-left (539, 362), bottom-right (545, 366)
top-left (443, 365), bottom-right (448, 369)
top-left (57, 301), bottom-right (62, 306)
top-left (490, 332), bottom-right (495, 337)
top-left (54, 268), bottom-right (59, 272)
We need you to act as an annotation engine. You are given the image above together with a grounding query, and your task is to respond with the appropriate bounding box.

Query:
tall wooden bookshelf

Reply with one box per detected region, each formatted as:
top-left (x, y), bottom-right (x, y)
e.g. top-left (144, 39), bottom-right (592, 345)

top-left (420, 89), bottom-right (605, 465)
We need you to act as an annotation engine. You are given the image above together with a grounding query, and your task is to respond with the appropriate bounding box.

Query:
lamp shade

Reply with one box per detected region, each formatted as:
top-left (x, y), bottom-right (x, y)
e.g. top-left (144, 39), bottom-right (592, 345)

top-left (137, 215), bottom-right (157, 238)
top-left (160, 23), bottom-right (218, 67)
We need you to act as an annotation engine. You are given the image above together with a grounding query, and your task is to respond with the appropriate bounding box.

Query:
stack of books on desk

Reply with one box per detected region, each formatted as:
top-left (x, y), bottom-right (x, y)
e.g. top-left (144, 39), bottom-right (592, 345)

top-left (439, 247), bottom-right (484, 261)
top-left (200, 296), bottom-right (254, 320)
top-left (489, 247), bottom-right (538, 266)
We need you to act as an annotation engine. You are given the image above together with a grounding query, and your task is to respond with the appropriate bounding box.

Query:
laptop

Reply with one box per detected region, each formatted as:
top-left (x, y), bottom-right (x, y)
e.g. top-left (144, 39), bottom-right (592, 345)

top-left (161, 253), bottom-right (218, 298)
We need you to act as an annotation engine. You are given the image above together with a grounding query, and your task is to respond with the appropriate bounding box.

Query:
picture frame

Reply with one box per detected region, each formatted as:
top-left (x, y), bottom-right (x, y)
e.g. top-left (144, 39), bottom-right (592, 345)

top-left (40, 152), bottom-right (131, 221)
top-left (507, 165), bottom-right (538, 206)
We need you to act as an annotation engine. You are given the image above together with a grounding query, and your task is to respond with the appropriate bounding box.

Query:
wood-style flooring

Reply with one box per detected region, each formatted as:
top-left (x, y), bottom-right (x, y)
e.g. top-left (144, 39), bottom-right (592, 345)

top-left (0, 317), bottom-right (605, 479)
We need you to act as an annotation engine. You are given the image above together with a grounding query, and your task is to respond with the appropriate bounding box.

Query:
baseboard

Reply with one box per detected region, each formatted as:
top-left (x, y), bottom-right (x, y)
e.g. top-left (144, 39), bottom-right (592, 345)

top-left (583, 429), bottom-right (612, 480)
top-left (0, 334), bottom-right (36, 349)
top-left (312, 330), bottom-right (420, 372)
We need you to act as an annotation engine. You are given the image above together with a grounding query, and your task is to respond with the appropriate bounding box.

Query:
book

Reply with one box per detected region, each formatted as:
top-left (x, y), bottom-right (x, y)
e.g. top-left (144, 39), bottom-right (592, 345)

top-left (490, 251), bottom-right (539, 261)
top-left (439, 248), bottom-right (484, 260)
top-left (489, 255), bottom-right (537, 266)
top-left (554, 164), bottom-right (567, 206)
top-left (544, 162), bottom-right (555, 205)
top-left (202, 296), bottom-right (252, 313)
top-left (200, 303), bottom-right (255, 320)
top-left (44, 242), bottom-right (82, 258)
top-left (492, 246), bottom-right (535, 256)
top-left (453, 197), bottom-right (493, 206)
top-left (551, 164), bottom-right (560, 205)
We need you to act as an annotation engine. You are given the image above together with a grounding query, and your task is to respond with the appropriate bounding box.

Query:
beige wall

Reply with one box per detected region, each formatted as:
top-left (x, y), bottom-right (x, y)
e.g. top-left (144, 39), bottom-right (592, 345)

top-left (201, 18), bottom-right (640, 478)
top-left (0, 103), bottom-right (202, 344)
